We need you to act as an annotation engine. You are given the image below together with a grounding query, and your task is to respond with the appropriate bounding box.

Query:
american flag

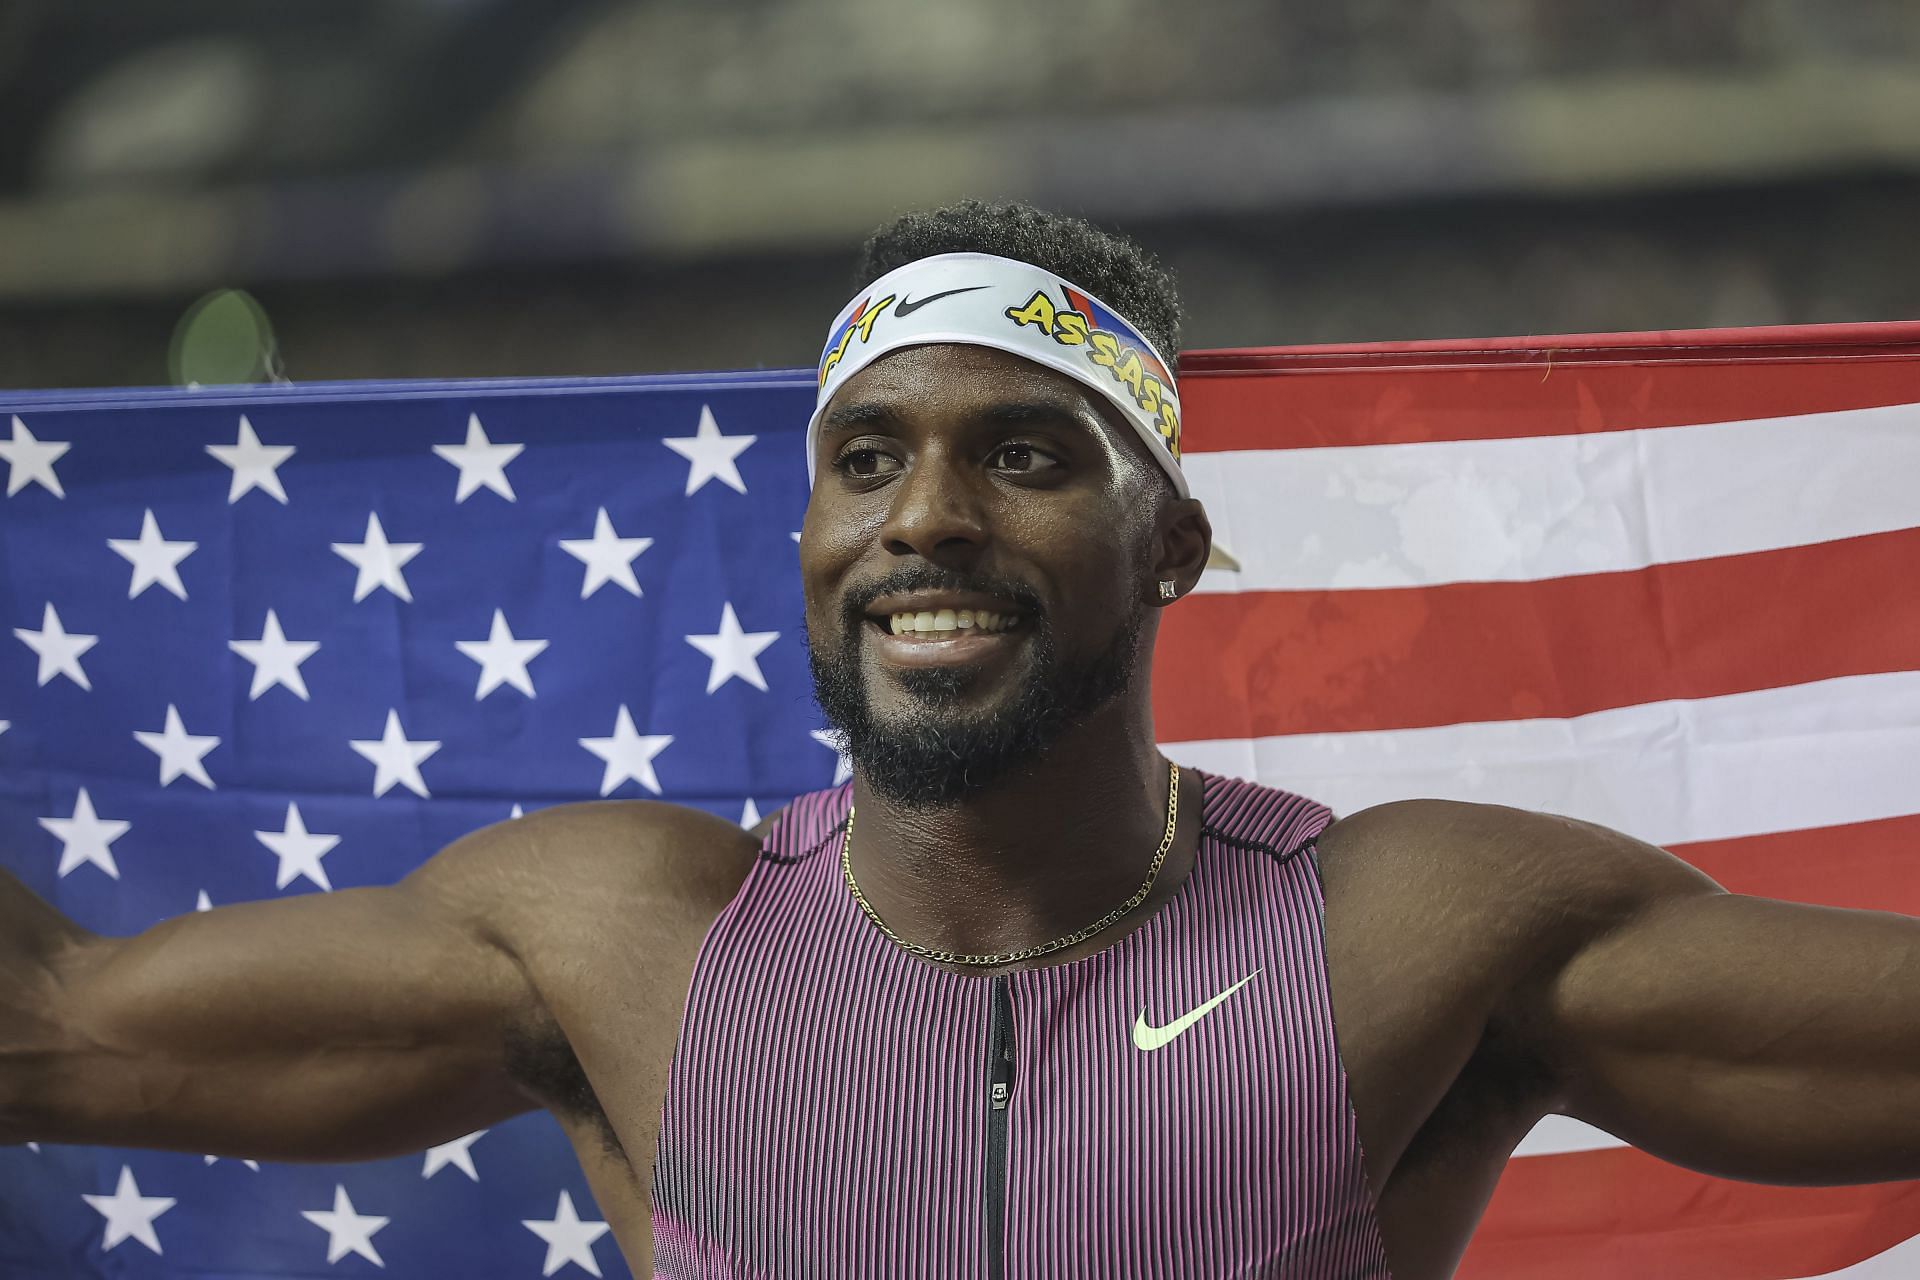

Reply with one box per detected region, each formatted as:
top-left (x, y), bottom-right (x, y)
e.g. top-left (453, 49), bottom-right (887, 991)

top-left (2, 323), bottom-right (1918, 1277)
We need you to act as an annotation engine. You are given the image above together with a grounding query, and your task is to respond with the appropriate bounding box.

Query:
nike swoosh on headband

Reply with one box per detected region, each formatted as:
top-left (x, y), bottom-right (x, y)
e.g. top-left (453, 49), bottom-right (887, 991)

top-left (1131, 969), bottom-right (1263, 1052)
top-left (892, 284), bottom-right (990, 317)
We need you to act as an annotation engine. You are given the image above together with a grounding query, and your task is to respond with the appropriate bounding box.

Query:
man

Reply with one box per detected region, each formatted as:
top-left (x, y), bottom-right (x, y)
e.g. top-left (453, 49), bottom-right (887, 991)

top-left (3, 201), bottom-right (1917, 1279)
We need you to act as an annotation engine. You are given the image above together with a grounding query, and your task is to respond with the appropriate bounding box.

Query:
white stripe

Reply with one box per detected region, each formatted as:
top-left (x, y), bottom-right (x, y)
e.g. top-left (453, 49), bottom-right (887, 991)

top-left (1185, 400), bottom-right (1920, 591)
top-left (1163, 670), bottom-right (1920, 849)
top-left (1794, 1233), bottom-right (1920, 1279)
top-left (1513, 1114), bottom-right (1626, 1156)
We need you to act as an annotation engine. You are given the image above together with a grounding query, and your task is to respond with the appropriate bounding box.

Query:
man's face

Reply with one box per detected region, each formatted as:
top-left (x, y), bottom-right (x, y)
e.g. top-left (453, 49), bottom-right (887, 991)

top-left (800, 343), bottom-right (1163, 809)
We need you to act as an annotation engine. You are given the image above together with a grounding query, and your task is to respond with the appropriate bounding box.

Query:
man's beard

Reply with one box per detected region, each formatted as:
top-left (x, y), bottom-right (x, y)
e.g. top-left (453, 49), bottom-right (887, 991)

top-left (807, 585), bottom-right (1147, 810)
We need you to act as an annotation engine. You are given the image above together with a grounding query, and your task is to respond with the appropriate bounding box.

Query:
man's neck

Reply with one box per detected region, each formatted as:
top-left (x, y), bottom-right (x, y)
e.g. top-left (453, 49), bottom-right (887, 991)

top-left (843, 704), bottom-right (1198, 968)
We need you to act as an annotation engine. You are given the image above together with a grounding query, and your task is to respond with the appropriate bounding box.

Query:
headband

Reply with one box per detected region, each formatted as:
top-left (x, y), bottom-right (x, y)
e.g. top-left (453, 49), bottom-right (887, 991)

top-left (806, 252), bottom-right (1187, 499)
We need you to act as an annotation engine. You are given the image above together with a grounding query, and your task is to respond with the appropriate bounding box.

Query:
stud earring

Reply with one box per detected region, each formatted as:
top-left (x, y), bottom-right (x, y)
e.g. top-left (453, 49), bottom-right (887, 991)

top-left (1158, 580), bottom-right (1178, 600)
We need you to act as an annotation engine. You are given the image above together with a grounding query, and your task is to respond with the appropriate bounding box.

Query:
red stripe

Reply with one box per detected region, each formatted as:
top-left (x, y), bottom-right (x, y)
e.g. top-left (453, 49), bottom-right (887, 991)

top-left (1669, 813), bottom-right (1920, 916)
top-left (1175, 342), bottom-right (1920, 453)
top-left (1458, 1146), bottom-right (1920, 1280)
top-left (1150, 528), bottom-right (1920, 742)
top-left (1184, 320), bottom-right (1920, 368)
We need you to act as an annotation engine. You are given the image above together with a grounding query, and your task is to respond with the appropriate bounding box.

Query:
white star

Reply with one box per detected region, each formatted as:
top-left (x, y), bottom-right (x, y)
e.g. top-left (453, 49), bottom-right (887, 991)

top-left (811, 728), bottom-right (853, 785)
top-left (39, 787), bottom-right (130, 879)
top-left (433, 413), bottom-right (523, 502)
top-left (522, 1189), bottom-right (611, 1278)
top-left (133, 704), bottom-right (219, 789)
top-left (229, 609), bottom-right (320, 701)
top-left (301, 1184), bottom-right (389, 1267)
top-left (685, 603), bottom-right (778, 694)
top-left (14, 602), bottom-right (97, 689)
top-left (255, 802), bottom-right (340, 891)
top-left (81, 1165), bottom-right (175, 1255)
top-left (739, 797), bottom-right (761, 830)
top-left (202, 1153), bottom-right (260, 1170)
top-left (195, 890), bottom-right (214, 911)
top-left (349, 710), bottom-right (441, 798)
top-left (0, 415), bottom-right (69, 498)
top-left (107, 509), bottom-right (197, 600)
top-left (332, 512), bottom-right (422, 603)
top-left (557, 507), bottom-right (651, 599)
top-left (422, 1129), bottom-right (488, 1181)
top-left (662, 403), bottom-right (754, 496)
top-left (455, 609), bottom-right (549, 699)
top-left (206, 414), bottom-right (294, 504)
top-left (578, 706), bottom-right (672, 796)
top-left (509, 803), bottom-right (524, 819)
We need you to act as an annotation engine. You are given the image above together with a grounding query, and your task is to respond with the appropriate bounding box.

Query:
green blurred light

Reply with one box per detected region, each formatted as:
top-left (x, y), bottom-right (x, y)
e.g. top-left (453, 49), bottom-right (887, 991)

top-left (169, 288), bottom-right (275, 385)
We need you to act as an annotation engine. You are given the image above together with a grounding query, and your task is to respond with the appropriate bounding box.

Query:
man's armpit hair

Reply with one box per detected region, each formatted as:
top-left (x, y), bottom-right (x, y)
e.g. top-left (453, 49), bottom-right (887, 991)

top-left (503, 1020), bottom-right (627, 1162)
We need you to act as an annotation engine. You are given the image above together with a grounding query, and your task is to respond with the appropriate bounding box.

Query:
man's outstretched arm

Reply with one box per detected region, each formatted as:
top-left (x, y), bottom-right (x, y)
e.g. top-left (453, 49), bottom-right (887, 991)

top-left (0, 809), bottom-right (576, 1162)
top-left (1399, 800), bottom-right (1920, 1184)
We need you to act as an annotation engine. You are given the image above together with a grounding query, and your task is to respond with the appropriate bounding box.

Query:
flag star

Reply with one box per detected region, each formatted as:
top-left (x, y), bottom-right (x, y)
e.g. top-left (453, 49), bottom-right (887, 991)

top-left (202, 1154), bottom-right (260, 1170)
top-left (255, 802), bottom-right (341, 891)
top-left (422, 1129), bottom-right (488, 1181)
top-left (811, 728), bottom-right (853, 786)
top-left (0, 415), bottom-right (70, 498)
top-left (739, 797), bottom-right (761, 830)
top-left (455, 609), bottom-right (549, 699)
top-left (350, 710), bottom-right (441, 798)
top-left (578, 706), bottom-right (672, 796)
top-left (107, 509), bottom-right (197, 600)
top-left (522, 1190), bottom-right (612, 1278)
top-left (301, 1184), bottom-right (389, 1267)
top-left (14, 602), bottom-right (98, 689)
top-left (662, 403), bottom-right (754, 496)
top-left (685, 603), bottom-right (778, 694)
top-left (229, 609), bottom-right (320, 701)
top-left (557, 508), bottom-right (651, 599)
top-left (206, 414), bottom-right (294, 504)
top-left (332, 512), bottom-right (422, 603)
top-left (39, 787), bottom-right (130, 879)
top-left (133, 704), bottom-right (219, 789)
top-left (196, 890), bottom-right (213, 911)
top-left (433, 412), bottom-right (523, 503)
top-left (81, 1165), bottom-right (175, 1255)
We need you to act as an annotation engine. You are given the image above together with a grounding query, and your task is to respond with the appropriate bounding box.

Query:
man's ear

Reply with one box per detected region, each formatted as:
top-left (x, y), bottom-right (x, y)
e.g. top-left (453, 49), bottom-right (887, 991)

top-left (1150, 496), bottom-right (1212, 603)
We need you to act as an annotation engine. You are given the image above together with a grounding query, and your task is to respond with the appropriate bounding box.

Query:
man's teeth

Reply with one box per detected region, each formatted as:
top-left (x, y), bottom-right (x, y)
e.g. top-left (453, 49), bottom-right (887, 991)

top-left (888, 608), bottom-right (1019, 635)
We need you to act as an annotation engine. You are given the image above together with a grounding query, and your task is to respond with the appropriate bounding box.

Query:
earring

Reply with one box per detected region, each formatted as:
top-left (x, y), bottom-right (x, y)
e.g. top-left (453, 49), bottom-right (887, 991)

top-left (1158, 580), bottom-right (1178, 600)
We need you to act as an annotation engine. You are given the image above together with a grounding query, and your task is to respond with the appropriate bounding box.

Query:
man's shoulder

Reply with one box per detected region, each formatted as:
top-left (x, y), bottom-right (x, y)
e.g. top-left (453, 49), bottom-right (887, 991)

top-left (408, 798), bottom-right (761, 943)
top-left (1315, 797), bottom-right (1709, 945)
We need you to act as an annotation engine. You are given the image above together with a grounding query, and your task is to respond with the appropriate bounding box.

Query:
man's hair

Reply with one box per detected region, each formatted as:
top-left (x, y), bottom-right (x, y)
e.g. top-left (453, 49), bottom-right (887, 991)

top-left (854, 201), bottom-right (1182, 359)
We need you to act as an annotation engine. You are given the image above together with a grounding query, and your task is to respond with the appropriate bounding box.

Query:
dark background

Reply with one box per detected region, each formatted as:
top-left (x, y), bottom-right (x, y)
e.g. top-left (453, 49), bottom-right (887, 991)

top-left (3, 0), bottom-right (1917, 389)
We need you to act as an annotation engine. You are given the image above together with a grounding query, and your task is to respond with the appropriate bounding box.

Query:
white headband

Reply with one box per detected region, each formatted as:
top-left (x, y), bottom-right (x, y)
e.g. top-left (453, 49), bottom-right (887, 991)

top-left (806, 252), bottom-right (1187, 499)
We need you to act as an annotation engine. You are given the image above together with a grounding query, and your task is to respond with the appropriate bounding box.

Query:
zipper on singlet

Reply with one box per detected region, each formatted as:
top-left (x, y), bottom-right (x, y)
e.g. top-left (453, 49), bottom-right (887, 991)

top-left (984, 974), bottom-right (1015, 1280)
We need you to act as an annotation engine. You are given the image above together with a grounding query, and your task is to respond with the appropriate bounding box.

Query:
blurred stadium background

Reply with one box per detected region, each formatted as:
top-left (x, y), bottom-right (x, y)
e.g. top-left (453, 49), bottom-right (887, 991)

top-left (2, 0), bottom-right (1918, 389)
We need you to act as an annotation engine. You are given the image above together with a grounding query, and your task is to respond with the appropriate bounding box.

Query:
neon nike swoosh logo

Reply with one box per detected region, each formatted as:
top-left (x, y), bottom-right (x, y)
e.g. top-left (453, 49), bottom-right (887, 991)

top-left (893, 285), bottom-right (989, 317)
top-left (1131, 969), bottom-right (1263, 1051)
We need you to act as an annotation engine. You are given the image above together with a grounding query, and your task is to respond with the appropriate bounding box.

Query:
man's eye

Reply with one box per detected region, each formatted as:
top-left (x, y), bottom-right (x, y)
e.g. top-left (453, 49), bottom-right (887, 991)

top-left (992, 443), bottom-right (1060, 473)
top-left (834, 447), bottom-right (897, 477)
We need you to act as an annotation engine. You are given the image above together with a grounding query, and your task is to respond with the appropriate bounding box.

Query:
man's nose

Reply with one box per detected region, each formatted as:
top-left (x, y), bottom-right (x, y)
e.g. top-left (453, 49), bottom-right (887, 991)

top-left (877, 446), bottom-right (988, 559)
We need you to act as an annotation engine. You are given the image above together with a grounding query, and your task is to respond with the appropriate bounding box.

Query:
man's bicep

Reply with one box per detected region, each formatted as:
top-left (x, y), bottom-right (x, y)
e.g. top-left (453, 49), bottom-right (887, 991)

top-left (27, 820), bottom-right (549, 1160)
top-left (1544, 889), bottom-right (1920, 1184)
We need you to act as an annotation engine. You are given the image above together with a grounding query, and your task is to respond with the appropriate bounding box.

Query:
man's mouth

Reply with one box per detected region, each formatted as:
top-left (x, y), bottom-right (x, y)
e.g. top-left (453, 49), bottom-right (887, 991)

top-left (864, 609), bottom-right (1028, 668)
top-left (878, 607), bottom-right (1023, 637)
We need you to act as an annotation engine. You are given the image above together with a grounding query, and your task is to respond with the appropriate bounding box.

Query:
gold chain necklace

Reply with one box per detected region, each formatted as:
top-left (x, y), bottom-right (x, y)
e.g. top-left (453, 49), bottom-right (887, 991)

top-left (840, 759), bottom-right (1181, 968)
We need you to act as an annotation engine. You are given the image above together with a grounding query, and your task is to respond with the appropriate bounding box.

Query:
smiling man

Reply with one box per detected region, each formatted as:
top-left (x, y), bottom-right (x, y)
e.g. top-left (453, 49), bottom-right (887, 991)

top-left (4, 201), bottom-right (1919, 1280)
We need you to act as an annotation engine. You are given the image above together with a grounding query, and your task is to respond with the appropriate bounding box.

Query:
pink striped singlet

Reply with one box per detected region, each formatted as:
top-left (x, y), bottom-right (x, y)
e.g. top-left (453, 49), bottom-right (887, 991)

top-left (649, 767), bottom-right (1392, 1278)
